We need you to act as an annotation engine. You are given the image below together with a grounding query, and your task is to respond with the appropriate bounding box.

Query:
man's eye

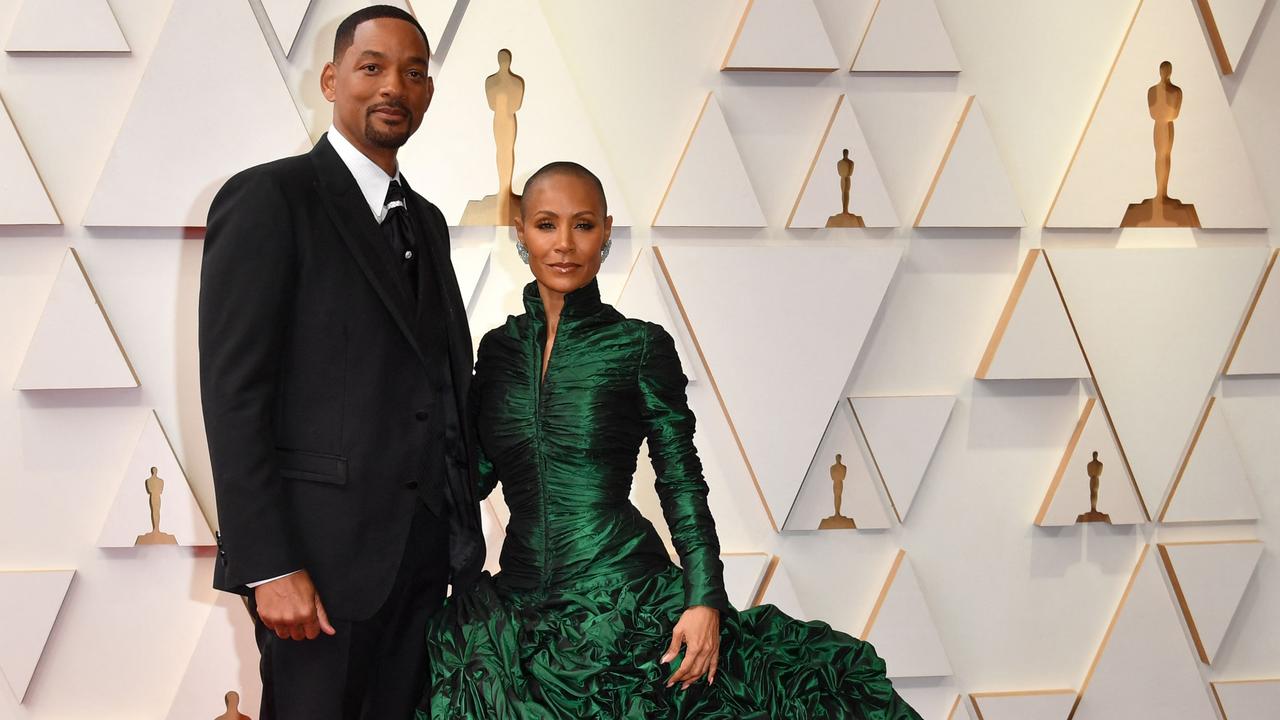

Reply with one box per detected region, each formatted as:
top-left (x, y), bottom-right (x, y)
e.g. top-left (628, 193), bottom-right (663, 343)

top-left (362, 64), bottom-right (379, 72)
top-left (407, 70), bottom-right (423, 79)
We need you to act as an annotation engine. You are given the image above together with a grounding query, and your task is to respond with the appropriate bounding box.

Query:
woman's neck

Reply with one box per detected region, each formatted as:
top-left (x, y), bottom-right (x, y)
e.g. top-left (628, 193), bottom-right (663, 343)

top-left (538, 283), bottom-right (566, 335)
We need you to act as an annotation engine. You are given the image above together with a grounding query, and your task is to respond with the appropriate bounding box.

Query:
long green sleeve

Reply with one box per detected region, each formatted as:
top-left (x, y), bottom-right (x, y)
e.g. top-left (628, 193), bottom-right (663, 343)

top-left (637, 323), bottom-right (729, 612)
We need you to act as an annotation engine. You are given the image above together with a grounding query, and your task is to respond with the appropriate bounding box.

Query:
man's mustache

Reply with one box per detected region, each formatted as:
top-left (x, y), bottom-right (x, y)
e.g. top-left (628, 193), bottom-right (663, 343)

top-left (367, 101), bottom-right (411, 119)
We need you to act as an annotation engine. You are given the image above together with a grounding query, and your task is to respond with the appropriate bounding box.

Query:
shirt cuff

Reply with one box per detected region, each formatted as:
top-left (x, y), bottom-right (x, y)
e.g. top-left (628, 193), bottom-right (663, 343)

top-left (246, 570), bottom-right (302, 588)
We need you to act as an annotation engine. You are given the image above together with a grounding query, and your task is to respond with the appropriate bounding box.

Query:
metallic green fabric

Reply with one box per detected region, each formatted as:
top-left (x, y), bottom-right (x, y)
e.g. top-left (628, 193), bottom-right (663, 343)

top-left (421, 279), bottom-right (921, 719)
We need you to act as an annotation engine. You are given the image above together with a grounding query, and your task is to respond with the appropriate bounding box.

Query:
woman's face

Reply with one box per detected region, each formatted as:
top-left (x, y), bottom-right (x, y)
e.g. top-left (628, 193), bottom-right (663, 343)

top-left (515, 172), bottom-right (612, 297)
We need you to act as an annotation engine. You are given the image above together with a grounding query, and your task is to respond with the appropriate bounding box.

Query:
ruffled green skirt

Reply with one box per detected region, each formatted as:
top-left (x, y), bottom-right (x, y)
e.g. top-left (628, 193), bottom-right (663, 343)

top-left (420, 565), bottom-right (922, 719)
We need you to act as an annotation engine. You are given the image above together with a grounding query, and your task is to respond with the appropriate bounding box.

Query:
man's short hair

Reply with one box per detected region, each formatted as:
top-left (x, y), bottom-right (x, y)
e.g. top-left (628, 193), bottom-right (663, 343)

top-left (334, 5), bottom-right (430, 62)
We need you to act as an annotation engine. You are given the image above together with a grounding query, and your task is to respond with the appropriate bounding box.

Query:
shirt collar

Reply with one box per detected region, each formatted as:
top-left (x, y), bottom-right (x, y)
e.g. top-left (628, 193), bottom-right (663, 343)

top-left (327, 124), bottom-right (401, 223)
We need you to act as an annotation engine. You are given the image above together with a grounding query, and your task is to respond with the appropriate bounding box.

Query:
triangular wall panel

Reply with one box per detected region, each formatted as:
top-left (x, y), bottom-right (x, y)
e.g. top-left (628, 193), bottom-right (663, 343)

top-left (14, 249), bottom-right (138, 390)
top-left (1212, 679), bottom-right (1280, 720)
top-left (1046, 0), bottom-right (1268, 228)
top-left (408, 0), bottom-right (462, 57)
top-left (721, 0), bottom-right (839, 71)
top-left (0, 570), bottom-right (74, 702)
top-left (655, 245), bottom-right (901, 530)
top-left (614, 248), bottom-right (699, 383)
top-left (861, 550), bottom-right (952, 678)
top-left (1159, 540), bottom-right (1263, 664)
top-left (915, 97), bottom-right (1024, 228)
top-left (1047, 248), bottom-right (1267, 517)
top-left (788, 94), bottom-right (898, 228)
top-left (721, 553), bottom-right (773, 609)
top-left (0, 94), bottom-right (59, 225)
top-left (976, 250), bottom-right (1088, 380)
top-left (164, 592), bottom-right (261, 719)
top-left (1072, 546), bottom-right (1219, 720)
top-left (851, 395), bottom-right (954, 523)
top-left (97, 410), bottom-right (216, 548)
top-left (399, 0), bottom-right (633, 225)
top-left (652, 94), bottom-right (766, 227)
top-left (450, 245), bottom-right (491, 313)
top-left (1197, 0), bottom-right (1267, 74)
top-left (754, 558), bottom-right (808, 620)
top-left (83, 0), bottom-right (311, 226)
top-left (968, 690), bottom-right (1077, 720)
top-left (1161, 397), bottom-right (1260, 523)
top-left (4, 0), bottom-right (129, 52)
top-left (851, 0), bottom-right (960, 72)
top-left (1036, 396), bottom-right (1148, 526)
top-left (261, 0), bottom-right (312, 56)
top-left (783, 401), bottom-right (894, 531)
top-left (1225, 250), bottom-right (1280, 376)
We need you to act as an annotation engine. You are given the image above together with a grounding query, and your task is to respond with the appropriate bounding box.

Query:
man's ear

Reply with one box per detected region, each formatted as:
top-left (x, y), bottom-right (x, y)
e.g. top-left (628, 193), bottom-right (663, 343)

top-left (320, 62), bottom-right (337, 102)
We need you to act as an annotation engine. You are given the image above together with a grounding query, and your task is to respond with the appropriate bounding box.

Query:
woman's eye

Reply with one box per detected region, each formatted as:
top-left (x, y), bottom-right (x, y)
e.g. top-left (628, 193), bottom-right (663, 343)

top-left (536, 222), bottom-right (555, 231)
top-left (575, 222), bottom-right (594, 231)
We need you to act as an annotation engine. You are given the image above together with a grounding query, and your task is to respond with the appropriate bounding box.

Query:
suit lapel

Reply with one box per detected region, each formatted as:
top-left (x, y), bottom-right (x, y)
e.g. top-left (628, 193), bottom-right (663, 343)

top-left (310, 135), bottom-right (428, 367)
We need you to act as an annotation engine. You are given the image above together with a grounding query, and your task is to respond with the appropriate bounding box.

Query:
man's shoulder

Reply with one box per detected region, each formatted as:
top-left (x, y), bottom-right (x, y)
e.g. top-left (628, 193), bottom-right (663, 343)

top-left (224, 149), bottom-right (315, 193)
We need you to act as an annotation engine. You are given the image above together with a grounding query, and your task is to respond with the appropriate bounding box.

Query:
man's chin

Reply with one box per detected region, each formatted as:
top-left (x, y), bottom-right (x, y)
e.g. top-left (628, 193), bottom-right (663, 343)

top-left (364, 125), bottom-right (413, 150)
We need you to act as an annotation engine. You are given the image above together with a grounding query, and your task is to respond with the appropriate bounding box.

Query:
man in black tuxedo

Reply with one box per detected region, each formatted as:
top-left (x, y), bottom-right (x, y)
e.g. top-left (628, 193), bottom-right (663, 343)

top-left (198, 7), bottom-right (482, 718)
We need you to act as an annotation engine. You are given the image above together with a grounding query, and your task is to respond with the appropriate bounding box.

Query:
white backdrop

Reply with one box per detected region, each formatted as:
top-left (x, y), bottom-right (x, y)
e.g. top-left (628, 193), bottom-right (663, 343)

top-left (1, 0), bottom-right (1279, 718)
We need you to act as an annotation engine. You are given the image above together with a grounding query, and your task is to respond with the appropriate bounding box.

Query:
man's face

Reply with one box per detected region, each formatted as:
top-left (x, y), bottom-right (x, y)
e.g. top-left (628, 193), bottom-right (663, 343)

top-left (322, 18), bottom-right (432, 153)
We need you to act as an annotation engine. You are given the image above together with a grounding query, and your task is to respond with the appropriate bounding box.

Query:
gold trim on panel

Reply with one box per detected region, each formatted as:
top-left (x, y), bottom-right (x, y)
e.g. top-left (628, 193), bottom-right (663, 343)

top-left (970, 689), bottom-right (1078, 720)
top-left (848, 397), bottom-right (900, 523)
top-left (1068, 544), bottom-right (1149, 720)
top-left (652, 246), bottom-right (779, 531)
top-left (1034, 396), bottom-right (1096, 525)
top-left (0, 92), bottom-right (61, 223)
top-left (68, 247), bottom-right (141, 387)
top-left (1194, 0), bottom-right (1235, 74)
top-left (1211, 678), bottom-right (1280, 720)
top-left (1158, 396), bottom-right (1216, 522)
top-left (1044, 0), bottom-right (1145, 226)
top-left (651, 93), bottom-right (713, 226)
top-left (945, 693), bottom-right (963, 720)
top-left (860, 548), bottom-right (905, 639)
top-left (1223, 248), bottom-right (1278, 374)
top-left (1040, 250), bottom-right (1150, 521)
top-left (1157, 539), bottom-right (1262, 664)
top-left (720, 0), bottom-right (756, 70)
top-left (786, 93), bottom-right (844, 228)
top-left (848, 0), bottom-right (883, 71)
top-left (721, 0), bottom-right (839, 73)
top-left (749, 554), bottom-right (781, 608)
top-left (975, 249), bottom-right (1042, 380)
top-left (915, 95), bottom-right (975, 227)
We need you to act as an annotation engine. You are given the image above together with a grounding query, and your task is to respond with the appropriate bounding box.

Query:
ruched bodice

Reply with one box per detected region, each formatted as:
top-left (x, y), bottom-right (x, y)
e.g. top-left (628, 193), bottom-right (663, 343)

top-left (420, 279), bottom-right (922, 720)
top-left (471, 279), bottom-right (728, 610)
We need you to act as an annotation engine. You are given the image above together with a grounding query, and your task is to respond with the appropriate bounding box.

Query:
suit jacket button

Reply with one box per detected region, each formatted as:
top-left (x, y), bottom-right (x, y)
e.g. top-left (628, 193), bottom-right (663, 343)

top-left (404, 480), bottom-right (420, 490)
top-left (415, 410), bottom-right (429, 421)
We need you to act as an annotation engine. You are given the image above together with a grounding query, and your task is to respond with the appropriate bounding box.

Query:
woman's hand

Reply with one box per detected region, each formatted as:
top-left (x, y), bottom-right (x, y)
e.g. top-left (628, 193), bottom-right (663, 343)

top-left (661, 605), bottom-right (721, 690)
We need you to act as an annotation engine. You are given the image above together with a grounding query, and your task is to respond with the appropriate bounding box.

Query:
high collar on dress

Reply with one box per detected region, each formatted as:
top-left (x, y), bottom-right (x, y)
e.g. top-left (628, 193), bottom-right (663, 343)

top-left (523, 278), bottom-right (604, 325)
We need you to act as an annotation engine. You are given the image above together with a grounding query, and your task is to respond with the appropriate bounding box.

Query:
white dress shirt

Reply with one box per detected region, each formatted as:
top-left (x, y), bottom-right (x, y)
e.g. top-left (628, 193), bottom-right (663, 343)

top-left (246, 125), bottom-right (402, 590)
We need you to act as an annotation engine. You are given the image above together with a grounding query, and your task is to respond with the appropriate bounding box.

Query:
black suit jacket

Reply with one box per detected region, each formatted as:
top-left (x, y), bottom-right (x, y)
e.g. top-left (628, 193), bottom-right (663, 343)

top-left (199, 135), bottom-right (484, 620)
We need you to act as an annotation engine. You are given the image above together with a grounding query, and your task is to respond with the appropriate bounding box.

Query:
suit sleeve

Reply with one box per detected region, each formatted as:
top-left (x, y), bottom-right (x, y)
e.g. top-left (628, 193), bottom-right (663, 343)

top-left (637, 323), bottom-right (729, 612)
top-left (199, 170), bottom-right (300, 590)
top-left (469, 332), bottom-right (498, 500)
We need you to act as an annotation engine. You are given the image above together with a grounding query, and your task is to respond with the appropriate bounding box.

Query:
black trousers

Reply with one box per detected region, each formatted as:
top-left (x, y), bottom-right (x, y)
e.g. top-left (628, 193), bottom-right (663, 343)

top-left (248, 502), bottom-right (450, 720)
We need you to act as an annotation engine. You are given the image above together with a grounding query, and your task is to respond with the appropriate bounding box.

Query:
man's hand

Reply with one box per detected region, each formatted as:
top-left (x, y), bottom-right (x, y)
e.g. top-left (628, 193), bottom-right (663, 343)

top-left (253, 570), bottom-right (336, 641)
top-left (662, 605), bottom-right (721, 690)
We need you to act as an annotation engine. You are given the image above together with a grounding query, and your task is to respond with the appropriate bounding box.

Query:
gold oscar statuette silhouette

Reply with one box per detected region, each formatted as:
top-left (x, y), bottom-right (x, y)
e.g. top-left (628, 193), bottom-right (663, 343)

top-left (1120, 61), bottom-right (1200, 228)
top-left (215, 690), bottom-right (251, 720)
top-left (1076, 451), bottom-right (1112, 524)
top-left (135, 466), bottom-right (178, 545)
top-left (819, 453), bottom-right (857, 529)
top-left (825, 148), bottom-right (865, 228)
top-left (462, 48), bottom-right (526, 226)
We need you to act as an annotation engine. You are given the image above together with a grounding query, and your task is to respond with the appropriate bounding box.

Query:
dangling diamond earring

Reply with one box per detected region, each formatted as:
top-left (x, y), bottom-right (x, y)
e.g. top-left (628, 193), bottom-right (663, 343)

top-left (516, 242), bottom-right (530, 264)
top-left (601, 238), bottom-right (612, 262)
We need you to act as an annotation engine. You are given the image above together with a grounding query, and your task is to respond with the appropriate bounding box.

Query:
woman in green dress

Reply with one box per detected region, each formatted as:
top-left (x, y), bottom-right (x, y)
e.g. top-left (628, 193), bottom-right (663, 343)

top-left (420, 162), bottom-right (922, 719)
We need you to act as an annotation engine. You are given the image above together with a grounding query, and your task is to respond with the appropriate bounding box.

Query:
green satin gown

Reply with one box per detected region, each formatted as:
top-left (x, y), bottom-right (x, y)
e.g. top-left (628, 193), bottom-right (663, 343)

top-left (421, 279), bottom-right (921, 719)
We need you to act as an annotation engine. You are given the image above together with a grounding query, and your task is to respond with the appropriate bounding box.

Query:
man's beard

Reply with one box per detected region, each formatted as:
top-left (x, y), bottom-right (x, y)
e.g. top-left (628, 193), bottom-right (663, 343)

top-left (364, 103), bottom-right (414, 149)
